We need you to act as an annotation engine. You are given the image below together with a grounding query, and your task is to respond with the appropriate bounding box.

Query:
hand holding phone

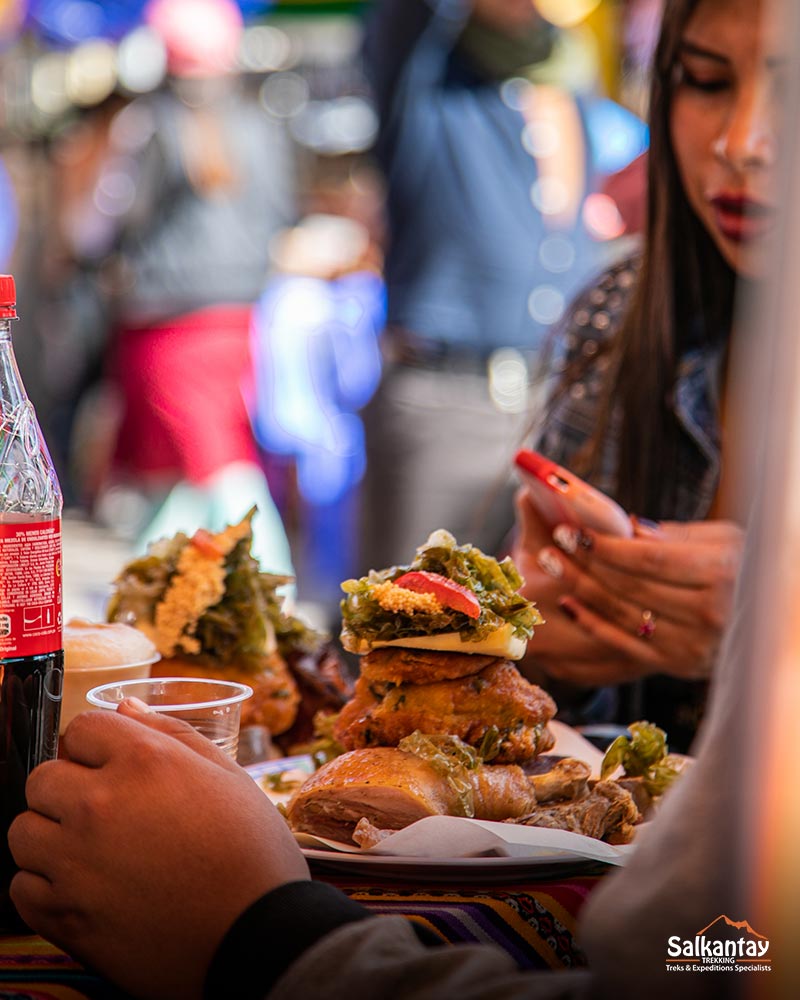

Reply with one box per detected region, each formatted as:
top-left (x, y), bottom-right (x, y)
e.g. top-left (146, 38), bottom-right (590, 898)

top-left (514, 449), bottom-right (633, 538)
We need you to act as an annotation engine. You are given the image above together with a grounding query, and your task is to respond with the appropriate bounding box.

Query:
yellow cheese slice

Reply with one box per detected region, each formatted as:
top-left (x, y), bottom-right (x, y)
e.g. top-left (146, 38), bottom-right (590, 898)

top-left (342, 622), bottom-right (527, 660)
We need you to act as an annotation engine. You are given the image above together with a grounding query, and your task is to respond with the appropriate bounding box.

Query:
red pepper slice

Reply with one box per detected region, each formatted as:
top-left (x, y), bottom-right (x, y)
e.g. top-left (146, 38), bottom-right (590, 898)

top-left (190, 528), bottom-right (226, 560)
top-left (393, 570), bottom-right (481, 619)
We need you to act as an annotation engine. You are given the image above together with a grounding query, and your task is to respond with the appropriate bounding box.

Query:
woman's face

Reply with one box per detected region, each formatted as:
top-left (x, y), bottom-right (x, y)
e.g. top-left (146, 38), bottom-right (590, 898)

top-left (670, 0), bottom-right (785, 278)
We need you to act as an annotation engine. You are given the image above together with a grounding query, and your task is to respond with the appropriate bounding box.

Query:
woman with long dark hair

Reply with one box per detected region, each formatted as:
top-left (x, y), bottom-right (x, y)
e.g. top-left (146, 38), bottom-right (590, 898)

top-left (6, 2), bottom-right (788, 996)
top-left (514, 0), bottom-right (779, 749)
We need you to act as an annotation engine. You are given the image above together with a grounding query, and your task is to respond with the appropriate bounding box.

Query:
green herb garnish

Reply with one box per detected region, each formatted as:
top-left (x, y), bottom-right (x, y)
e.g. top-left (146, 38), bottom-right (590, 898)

top-left (340, 529), bottom-right (542, 646)
top-left (601, 721), bottom-right (683, 797)
top-left (108, 509), bottom-right (328, 672)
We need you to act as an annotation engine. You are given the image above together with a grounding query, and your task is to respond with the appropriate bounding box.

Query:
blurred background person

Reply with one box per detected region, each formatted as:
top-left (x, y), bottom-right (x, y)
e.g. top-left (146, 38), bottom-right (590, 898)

top-left (73, 0), bottom-right (295, 574)
top-left (512, 0), bottom-right (775, 750)
top-left (248, 203), bottom-right (385, 620)
top-left (0, 1), bottom-right (653, 622)
top-left (357, 0), bottom-right (641, 572)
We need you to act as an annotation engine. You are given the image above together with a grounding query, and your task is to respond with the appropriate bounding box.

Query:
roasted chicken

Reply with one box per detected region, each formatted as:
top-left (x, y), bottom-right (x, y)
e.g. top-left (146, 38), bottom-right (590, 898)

top-left (333, 660), bottom-right (556, 764)
top-left (285, 745), bottom-right (613, 844)
top-left (512, 780), bottom-right (639, 844)
top-left (286, 747), bottom-right (540, 843)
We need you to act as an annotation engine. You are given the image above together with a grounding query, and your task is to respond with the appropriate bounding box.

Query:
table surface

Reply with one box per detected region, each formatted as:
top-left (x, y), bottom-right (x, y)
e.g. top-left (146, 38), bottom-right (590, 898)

top-left (0, 867), bottom-right (603, 1000)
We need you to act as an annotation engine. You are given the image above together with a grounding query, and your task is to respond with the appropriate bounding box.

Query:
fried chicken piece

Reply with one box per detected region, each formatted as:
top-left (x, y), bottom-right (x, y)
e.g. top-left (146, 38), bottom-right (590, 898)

top-left (615, 777), bottom-right (655, 819)
top-left (333, 661), bottom-right (556, 764)
top-left (512, 779), bottom-right (640, 844)
top-left (152, 650), bottom-right (300, 735)
top-left (360, 647), bottom-right (496, 685)
top-left (275, 644), bottom-right (353, 752)
top-left (530, 758), bottom-right (591, 803)
top-left (286, 747), bottom-right (538, 843)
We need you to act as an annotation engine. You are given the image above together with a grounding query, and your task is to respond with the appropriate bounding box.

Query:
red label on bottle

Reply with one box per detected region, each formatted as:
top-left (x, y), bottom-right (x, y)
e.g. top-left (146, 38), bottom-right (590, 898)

top-left (0, 519), bottom-right (63, 658)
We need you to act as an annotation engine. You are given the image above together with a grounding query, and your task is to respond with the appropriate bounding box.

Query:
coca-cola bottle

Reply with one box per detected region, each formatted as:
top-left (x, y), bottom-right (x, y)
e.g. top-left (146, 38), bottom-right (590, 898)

top-left (0, 274), bottom-right (63, 929)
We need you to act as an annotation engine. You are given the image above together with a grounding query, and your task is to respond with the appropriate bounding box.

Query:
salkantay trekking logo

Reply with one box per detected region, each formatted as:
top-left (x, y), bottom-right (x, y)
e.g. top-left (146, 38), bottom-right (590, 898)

top-left (666, 915), bottom-right (771, 974)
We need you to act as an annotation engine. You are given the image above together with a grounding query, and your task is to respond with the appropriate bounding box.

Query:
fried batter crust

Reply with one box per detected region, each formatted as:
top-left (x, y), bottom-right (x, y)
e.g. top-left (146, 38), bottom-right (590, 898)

top-left (360, 647), bottom-right (497, 685)
top-left (152, 650), bottom-right (300, 735)
top-left (333, 661), bottom-right (556, 763)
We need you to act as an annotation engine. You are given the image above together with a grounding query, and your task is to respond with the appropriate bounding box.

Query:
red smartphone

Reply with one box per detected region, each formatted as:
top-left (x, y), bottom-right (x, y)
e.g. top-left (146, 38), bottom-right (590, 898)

top-left (514, 449), bottom-right (633, 538)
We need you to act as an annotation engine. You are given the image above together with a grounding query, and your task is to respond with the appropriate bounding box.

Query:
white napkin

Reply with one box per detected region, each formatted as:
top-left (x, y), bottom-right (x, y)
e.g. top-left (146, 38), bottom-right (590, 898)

top-left (295, 814), bottom-right (634, 866)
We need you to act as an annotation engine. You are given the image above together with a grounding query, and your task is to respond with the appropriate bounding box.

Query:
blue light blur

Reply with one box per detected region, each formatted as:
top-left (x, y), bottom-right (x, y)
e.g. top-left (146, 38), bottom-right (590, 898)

top-left (249, 270), bottom-right (385, 506)
top-left (0, 157), bottom-right (19, 268)
top-left (27, 0), bottom-right (146, 45)
top-left (27, 0), bottom-right (276, 46)
top-left (585, 97), bottom-right (649, 175)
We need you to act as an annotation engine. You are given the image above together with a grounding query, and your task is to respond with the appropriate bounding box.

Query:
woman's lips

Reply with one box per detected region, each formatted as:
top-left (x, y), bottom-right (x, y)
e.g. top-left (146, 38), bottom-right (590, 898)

top-left (710, 194), bottom-right (776, 243)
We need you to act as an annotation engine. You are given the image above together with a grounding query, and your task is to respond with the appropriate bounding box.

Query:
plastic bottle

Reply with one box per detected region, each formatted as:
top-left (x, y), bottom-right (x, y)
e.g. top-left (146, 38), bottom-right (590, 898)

top-left (0, 274), bottom-right (64, 929)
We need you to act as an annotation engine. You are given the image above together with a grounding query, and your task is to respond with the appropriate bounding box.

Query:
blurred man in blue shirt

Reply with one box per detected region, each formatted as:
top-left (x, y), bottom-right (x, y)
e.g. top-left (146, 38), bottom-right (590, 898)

top-left (359, 0), bottom-right (610, 568)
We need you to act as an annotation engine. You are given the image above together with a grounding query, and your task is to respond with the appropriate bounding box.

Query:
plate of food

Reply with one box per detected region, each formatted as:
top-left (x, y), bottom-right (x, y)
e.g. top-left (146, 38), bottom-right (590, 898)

top-left (105, 509), bottom-right (352, 755)
top-left (248, 530), bottom-right (689, 879)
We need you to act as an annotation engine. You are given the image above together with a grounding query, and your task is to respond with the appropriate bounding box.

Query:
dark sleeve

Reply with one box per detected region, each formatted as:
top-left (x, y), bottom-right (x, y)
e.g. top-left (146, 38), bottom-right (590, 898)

top-left (203, 880), bottom-right (440, 1000)
top-left (362, 0), bottom-right (468, 121)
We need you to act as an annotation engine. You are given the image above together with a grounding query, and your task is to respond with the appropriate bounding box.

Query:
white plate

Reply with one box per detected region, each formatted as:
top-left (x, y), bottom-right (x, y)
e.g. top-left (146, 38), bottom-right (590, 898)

top-left (298, 847), bottom-right (607, 883)
top-left (247, 722), bottom-right (627, 880)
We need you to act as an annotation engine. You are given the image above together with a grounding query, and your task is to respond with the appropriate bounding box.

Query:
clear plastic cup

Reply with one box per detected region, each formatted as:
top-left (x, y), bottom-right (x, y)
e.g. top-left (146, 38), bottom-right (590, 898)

top-left (85, 677), bottom-right (253, 759)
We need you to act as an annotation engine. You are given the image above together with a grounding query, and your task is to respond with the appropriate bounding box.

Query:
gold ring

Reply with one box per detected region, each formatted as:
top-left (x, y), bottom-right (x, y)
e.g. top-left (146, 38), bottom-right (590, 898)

top-left (636, 609), bottom-right (656, 640)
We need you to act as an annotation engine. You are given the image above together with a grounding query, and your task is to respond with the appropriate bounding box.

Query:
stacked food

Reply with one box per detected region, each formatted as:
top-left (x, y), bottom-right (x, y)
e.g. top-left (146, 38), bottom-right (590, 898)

top-left (287, 531), bottom-right (615, 842)
top-left (107, 511), bottom-right (350, 748)
top-left (334, 529), bottom-right (551, 759)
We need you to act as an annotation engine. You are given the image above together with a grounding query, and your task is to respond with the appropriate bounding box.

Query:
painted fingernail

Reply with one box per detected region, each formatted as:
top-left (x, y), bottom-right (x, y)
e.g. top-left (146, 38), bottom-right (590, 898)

top-left (537, 547), bottom-right (564, 579)
top-left (633, 516), bottom-right (661, 534)
top-left (553, 524), bottom-right (581, 554)
top-left (558, 597), bottom-right (578, 621)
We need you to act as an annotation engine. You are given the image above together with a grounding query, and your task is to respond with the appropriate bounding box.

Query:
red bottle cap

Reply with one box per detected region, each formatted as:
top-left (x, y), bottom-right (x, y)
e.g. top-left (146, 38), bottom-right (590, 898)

top-left (0, 274), bottom-right (17, 318)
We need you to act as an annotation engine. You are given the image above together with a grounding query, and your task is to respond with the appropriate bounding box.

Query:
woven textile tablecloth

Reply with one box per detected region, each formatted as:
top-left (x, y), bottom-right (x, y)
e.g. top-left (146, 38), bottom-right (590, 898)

top-left (0, 872), bottom-right (602, 999)
top-left (316, 871), bottom-right (600, 971)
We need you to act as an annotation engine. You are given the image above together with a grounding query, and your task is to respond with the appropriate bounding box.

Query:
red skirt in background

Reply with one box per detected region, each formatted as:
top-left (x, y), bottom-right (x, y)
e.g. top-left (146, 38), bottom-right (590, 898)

top-left (110, 305), bottom-right (258, 485)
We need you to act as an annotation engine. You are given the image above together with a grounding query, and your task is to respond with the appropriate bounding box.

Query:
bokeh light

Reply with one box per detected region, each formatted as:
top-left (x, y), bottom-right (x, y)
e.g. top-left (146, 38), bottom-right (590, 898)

top-left (534, 0), bottom-right (601, 29)
top-left (117, 26), bottom-right (167, 93)
top-left (258, 70), bottom-right (309, 118)
top-left (65, 39), bottom-right (116, 106)
top-left (582, 192), bottom-right (627, 241)
top-left (239, 24), bottom-right (292, 72)
top-left (31, 51), bottom-right (70, 114)
top-left (528, 285), bottom-right (566, 325)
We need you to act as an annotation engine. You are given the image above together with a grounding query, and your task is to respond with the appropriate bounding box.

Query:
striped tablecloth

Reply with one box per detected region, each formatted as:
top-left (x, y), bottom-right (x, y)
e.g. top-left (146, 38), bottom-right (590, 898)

top-left (317, 871), bottom-right (600, 971)
top-left (0, 872), bottom-right (602, 998)
top-left (0, 931), bottom-right (124, 1000)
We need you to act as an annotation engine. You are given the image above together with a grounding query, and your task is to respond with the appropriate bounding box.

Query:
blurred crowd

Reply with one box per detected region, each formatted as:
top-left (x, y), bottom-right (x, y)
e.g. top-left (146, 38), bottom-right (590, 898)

top-left (0, 0), bottom-right (655, 618)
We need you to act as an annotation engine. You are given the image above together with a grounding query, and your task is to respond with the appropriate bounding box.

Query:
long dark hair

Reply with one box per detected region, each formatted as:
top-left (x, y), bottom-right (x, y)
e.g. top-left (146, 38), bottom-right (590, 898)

top-left (577, 0), bottom-right (736, 517)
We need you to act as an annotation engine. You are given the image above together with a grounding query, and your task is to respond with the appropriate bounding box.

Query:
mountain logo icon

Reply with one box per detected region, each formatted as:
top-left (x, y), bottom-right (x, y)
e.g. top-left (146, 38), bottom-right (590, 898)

top-left (696, 915), bottom-right (767, 940)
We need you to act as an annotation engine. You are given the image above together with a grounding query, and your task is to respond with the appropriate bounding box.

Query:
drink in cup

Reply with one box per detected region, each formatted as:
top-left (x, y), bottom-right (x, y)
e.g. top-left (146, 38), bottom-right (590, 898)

top-left (61, 619), bottom-right (160, 733)
top-left (86, 677), bottom-right (253, 758)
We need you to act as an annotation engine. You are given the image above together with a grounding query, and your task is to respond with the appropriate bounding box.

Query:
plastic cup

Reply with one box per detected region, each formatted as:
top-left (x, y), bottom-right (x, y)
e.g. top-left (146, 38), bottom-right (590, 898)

top-left (85, 677), bottom-right (253, 759)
